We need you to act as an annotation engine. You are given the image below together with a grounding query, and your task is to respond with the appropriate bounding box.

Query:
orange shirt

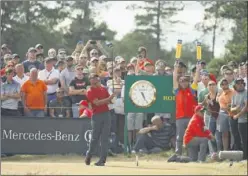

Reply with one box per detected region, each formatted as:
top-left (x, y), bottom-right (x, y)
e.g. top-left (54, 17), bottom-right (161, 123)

top-left (138, 58), bottom-right (154, 70)
top-left (218, 89), bottom-right (235, 110)
top-left (21, 79), bottom-right (47, 110)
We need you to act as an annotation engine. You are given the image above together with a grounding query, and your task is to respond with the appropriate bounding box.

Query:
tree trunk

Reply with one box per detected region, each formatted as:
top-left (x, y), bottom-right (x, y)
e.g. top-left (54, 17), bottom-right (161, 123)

top-left (212, 2), bottom-right (219, 59)
top-left (156, 0), bottom-right (161, 59)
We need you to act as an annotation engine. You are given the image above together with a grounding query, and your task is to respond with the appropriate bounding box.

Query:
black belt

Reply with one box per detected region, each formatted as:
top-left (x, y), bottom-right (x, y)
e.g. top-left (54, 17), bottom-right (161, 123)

top-left (47, 92), bottom-right (56, 96)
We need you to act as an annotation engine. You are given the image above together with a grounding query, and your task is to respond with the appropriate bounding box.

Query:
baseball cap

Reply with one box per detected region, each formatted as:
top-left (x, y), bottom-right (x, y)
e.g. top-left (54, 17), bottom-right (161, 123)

top-left (58, 48), bottom-right (66, 54)
top-left (99, 55), bottom-right (107, 61)
top-left (155, 60), bottom-right (166, 67)
top-left (35, 44), bottom-right (43, 49)
top-left (130, 57), bottom-right (137, 63)
top-left (65, 56), bottom-right (74, 61)
top-left (12, 54), bottom-right (20, 59)
top-left (200, 61), bottom-right (206, 65)
top-left (127, 63), bottom-right (135, 69)
top-left (194, 105), bottom-right (204, 113)
top-left (200, 69), bottom-right (209, 76)
top-left (118, 57), bottom-right (125, 63)
top-left (227, 61), bottom-right (238, 67)
top-left (79, 100), bottom-right (89, 107)
top-left (28, 47), bottom-right (37, 53)
top-left (90, 57), bottom-right (99, 62)
top-left (4, 54), bottom-right (12, 60)
top-left (1, 44), bottom-right (8, 49)
top-left (234, 77), bottom-right (245, 84)
top-left (144, 61), bottom-right (152, 67)
top-left (107, 62), bottom-right (114, 69)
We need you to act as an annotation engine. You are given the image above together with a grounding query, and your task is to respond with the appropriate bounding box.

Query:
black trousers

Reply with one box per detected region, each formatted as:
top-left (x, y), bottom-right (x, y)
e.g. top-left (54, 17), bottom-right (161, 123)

top-left (134, 133), bottom-right (156, 152)
top-left (1, 108), bottom-right (21, 116)
top-left (229, 118), bottom-right (242, 150)
top-left (87, 111), bottom-right (111, 162)
top-left (238, 123), bottom-right (247, 159)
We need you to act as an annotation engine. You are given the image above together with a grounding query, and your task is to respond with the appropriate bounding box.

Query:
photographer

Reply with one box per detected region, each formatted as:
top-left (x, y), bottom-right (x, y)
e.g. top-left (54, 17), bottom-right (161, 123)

top-left (81, 40), bottom-right (109, 59)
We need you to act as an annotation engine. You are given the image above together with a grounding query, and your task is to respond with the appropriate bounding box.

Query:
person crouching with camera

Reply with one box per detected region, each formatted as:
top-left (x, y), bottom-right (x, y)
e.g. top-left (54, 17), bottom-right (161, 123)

top-left (183, 105), bottom-right (215, 162)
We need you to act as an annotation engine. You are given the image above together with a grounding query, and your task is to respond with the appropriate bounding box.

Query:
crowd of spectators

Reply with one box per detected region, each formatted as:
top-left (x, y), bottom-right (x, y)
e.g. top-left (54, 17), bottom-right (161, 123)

top-left (0, 41), bottom-right (247, 161)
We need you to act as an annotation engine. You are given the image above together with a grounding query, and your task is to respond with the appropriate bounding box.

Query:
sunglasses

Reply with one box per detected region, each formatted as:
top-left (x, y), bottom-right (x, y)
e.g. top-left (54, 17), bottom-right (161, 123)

top-left (221, 82), bottom-right (228, 86)
top-left (76, 68), bottom-right (83, 71)
top-left (208, 83), bottom-right (216, 86)
top-left (225, 72), bottom-right (233, 75)
top-left (92, 53), bottom-right (98, 55)
top-left (235, 82), bottom-right (244, 85)
top-left (80, 57), bottom-right (87, 59)
top-left (7, 65), bottom-right (14, 67)
top-left (57, 91), bottom-right (64, 94)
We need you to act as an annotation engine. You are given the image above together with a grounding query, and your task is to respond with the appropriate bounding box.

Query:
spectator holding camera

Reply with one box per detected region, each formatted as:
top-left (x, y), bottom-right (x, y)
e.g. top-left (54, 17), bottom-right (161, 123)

top-left (183, 105), bottom-right (215, 162)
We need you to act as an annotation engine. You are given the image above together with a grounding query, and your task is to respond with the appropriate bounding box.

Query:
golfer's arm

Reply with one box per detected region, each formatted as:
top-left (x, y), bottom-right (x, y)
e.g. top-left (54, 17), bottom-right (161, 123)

top-left (93, 97), bottom-right (112, 106)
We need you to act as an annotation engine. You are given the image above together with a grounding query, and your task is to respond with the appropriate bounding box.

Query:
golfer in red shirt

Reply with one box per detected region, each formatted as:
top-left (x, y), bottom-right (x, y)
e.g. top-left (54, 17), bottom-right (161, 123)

top-left (183, 105), bottom-right (215, 162)
top-left (85, 73), bottom-right (116, 166)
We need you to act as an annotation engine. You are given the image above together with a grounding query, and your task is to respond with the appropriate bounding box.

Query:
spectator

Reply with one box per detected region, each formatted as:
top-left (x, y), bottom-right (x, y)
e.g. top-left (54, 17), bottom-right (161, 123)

top-left (126, 63), bottom-right (135, 76)
top-left (136, 47), bottom-right (154, 71)
top-left (85, 73), bottom-right (116, 166)
top-left (21, 68), bottom-right (47, 117)
top-left (90, 57), bottom-right (99, 68)
top-left (13, 64), bottom-right (29, 86)
top-left (38, 57), bottom-right (60, 103)
top-left (198, 70), bottom-right (210, 93)
top-left (69, 64), bottom-right (90, 118)
top-left (218, 67), bottom-right (235, 89)
top-left (48, 48), bottom-right (57, 59)
top-left (216, 79), bottom-right (235, 151)
top-left (116, 57), bottom-right (127, 79)
top-left (1, 68), bottom-right (21, 116)
top-left (1, 60), bottom-right (15, 82)
top-left (165, 66), bottom-right (173, 75)
top-left (230, 78), bottom-right (247, 159)
top-left (199, 61), bottom-right (207, 69)
top-left (201, 80), bottom-right (220, 154)
top-left (129, 57), bottom-right (137, 67)
top-left (154, 60), bottom-right (167, 75)
top-left (56, 60), bottom-right (66, 73)
top-left (89, 49), bottom-right (99, 59)
top-left (79, 100), bottom-right (93, 118)
top-left (231, 78), bottom-right (247, 159)
top-left (99, 55), bottom-right (107, 63)
top-left (57, 48), bottom-right (67, 61)
top-left (35, 44), bottom-right (44, 54)
top-left (12, 54), bottom-right (20, 65)
top-left (78, 54), bottom-right (88, 67)
top-left (22, 47), bottom-right (44, 74)
top-left (137, 62), bottom-right (154, 75)
top-left (49, 88), bottom-right (71, 118)
top-left (3, 54), bottom-right (13, 67)
top-left (183, 105), bottom-right (214, 162)
top-left (60, 56), bottom-right (76, 96)
top-left (169, 62), bottom-right (200, 159)
top-left (239, 62), bottom-right (247, 88)
top-left (133, 115), bottom-right (175, 154)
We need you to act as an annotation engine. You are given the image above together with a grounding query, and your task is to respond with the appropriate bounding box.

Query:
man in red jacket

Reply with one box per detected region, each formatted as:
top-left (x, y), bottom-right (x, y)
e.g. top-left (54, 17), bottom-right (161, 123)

top-left (183, 105), bottom-right (215, 162)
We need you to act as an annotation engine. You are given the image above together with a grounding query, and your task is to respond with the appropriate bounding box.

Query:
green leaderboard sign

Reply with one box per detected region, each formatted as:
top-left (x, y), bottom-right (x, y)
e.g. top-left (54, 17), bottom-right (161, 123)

top-left (124, 75), bottom-right (175, 114)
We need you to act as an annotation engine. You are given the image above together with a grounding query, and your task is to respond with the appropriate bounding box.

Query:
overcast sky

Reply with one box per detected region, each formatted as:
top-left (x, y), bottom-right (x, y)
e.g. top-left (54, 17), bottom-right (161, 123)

top-left (58, 1), bottom-right (235, 57)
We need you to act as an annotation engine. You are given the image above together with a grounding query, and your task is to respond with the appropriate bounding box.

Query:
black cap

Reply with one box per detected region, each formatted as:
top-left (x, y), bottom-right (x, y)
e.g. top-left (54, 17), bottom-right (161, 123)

top-left (234, 77), bottom-right (244, 84)
top-left (35, 44), bottom-right (43, 49)
top-left (200, 61), bottom-right (206, 65)
top-left (179, 61), bottom-right (187, 68)
top-left (28, 47), bottom-right (37, 53)
top-left (65, 56), bottom-right (74, 61)
top-left (12, 54), bottom-right (20, 59)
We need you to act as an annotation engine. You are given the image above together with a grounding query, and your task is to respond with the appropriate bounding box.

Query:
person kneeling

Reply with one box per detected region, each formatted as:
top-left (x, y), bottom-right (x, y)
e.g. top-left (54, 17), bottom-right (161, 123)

top-left (183, 105), bottom-right (215, 162)
top-left (133, 115), bottom-right (174, 154)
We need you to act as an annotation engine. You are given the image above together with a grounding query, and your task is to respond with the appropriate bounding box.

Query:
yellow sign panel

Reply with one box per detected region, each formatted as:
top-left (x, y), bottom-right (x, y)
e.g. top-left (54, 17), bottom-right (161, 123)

top-left (196, 42), bottom-right (202, 60)
top-left (175, 39), bottom-right (182, 59)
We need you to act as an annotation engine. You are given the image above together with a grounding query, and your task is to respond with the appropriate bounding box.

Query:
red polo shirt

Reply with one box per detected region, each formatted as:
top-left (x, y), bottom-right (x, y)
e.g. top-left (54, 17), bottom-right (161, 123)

top-left (138, 58), bottom-right (154, 70)
top-left (86, 86), bottom-right (110, 114)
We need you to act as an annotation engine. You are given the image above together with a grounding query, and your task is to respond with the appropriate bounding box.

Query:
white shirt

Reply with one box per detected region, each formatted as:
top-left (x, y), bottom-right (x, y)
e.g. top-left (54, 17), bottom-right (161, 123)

top-left (198, 82), bottom-right (206, 93)
top-left (38, 67), bottom-right (60, 94)
top-left (13, 74), bottom-right (29, 87)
